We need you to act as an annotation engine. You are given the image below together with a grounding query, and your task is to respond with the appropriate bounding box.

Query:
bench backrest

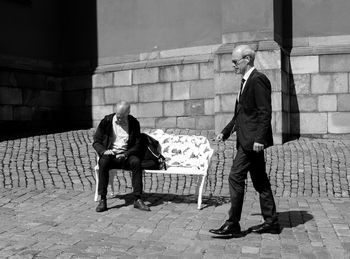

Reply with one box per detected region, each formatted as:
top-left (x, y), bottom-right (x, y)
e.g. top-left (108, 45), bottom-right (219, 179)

top-left (149, 130), bottom-right (213, 171)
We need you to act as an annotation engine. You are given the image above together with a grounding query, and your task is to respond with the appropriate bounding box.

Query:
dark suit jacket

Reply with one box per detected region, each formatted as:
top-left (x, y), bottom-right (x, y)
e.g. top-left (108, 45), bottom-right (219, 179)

top-left (221, 69), bottom-right (273, 151)
top-left (93, 114), bottom-right (142, 158)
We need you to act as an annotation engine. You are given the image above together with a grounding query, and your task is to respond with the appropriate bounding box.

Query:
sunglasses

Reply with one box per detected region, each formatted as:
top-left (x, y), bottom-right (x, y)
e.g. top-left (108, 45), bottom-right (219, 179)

top-left (232, 56), bottom-right (247, 67)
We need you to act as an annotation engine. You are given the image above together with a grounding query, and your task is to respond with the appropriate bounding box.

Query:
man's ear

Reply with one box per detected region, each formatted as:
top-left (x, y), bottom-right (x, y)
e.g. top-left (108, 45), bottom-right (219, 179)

top-left (246, 55), bottom-right (254, 66)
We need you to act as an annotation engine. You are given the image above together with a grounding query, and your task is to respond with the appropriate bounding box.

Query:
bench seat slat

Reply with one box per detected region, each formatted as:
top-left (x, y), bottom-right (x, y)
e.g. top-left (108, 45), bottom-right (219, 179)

top-left (144, 167), bottom-right (205, 175)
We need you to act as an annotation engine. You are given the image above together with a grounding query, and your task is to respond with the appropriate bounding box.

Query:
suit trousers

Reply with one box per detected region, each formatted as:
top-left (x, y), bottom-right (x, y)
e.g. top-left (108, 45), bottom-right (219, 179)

top-left (227, 145), bottom-right (277, 225)
top-left (98, 154), bottom-right (143, 199)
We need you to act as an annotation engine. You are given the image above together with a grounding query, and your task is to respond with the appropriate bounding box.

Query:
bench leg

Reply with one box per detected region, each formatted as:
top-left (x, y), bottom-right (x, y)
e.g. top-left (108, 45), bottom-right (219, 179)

top-left (94, 167), bottom-right (99, 202)
top-left (196, 174), bottom-right (206, 210)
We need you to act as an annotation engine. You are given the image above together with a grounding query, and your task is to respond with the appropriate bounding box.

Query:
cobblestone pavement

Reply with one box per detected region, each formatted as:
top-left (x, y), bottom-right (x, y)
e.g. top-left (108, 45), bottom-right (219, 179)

top-left (0, 129), bottom-right (350, 258)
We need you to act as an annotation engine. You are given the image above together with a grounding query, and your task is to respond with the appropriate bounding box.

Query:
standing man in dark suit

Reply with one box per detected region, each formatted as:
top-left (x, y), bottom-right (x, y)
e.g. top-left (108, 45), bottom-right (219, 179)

top-left (93, 101), bottom-right (150, 212)
top-left (209, 45), bottom-right (280, 236)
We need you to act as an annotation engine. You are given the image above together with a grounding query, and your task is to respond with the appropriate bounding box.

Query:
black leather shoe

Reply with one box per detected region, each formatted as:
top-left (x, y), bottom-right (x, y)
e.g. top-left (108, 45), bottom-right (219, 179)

top-left (249, 222), bottom-right (281, 234)
top-left (134, 199), bottom-right (151, 211)
top-left (96, 199), bottom-right (107, 212)
top-left (209, 222), bottom-right (241, 235)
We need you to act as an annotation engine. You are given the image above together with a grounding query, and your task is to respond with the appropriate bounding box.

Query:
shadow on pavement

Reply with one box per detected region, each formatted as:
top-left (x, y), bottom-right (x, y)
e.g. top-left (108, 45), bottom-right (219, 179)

top-left (211, 210), bottom-right (314, 239)
top-left (107, 193), bottom-right (230, 210)
top-left (251, 210), bottom-right (314, 230)
top-left (278, 210), bottom-right (314, 229)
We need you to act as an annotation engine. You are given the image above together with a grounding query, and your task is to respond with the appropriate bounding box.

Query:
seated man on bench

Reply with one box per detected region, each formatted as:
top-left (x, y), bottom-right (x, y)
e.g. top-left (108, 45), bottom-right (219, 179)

top-left (93, 101), bottom-right (150, 212)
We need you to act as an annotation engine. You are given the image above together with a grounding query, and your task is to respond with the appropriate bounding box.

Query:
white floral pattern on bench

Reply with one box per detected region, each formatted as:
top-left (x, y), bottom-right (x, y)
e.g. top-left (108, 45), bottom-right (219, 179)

top-left (149, 129), bottom-right (212, 170)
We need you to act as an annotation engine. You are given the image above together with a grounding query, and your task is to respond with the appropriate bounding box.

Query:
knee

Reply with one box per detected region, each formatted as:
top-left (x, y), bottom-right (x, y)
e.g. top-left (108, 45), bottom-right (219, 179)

top-left (253, 180), bottom-right (271, 193)
top-left (98, 155), bottom-right (111, 168)
top-left (128, 156), bottom-right (141, 168)
top-left (228, 170), bottom-right (245, 187)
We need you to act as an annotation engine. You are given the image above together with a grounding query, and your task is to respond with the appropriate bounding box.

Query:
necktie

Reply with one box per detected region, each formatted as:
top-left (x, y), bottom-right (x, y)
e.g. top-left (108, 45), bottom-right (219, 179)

top-left (238, 78), bottom-right (245, 101)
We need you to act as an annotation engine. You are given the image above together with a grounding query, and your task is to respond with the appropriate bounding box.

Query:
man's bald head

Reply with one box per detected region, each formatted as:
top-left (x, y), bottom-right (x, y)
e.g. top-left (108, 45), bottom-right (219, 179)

top-left (232, 45), bottom-right (255, 64)
top-left (231, 45), bottom-right (255, 75)
top-left (116, 101), bottom-right (130, 115)
top-left (115, 101), bottom-right (130, 125)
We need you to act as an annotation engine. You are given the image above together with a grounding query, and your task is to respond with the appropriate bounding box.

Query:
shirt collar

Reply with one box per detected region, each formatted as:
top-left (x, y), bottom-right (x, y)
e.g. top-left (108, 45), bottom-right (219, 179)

top-left (243, 67), bottom-right (255, 82)
top-left (113, 113), bottom-right (129, 127)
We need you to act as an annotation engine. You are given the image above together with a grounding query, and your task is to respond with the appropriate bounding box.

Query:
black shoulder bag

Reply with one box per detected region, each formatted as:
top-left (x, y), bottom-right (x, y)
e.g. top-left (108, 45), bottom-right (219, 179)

top-left (141, 133), bottom-right (167, 170)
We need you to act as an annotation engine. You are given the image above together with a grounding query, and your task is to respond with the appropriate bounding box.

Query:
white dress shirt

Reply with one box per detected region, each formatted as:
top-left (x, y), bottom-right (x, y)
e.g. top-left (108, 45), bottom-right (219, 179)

top-left (110, 114), bottom-right (129, 155)
top-left (237, 67), bottom-right (255, 101)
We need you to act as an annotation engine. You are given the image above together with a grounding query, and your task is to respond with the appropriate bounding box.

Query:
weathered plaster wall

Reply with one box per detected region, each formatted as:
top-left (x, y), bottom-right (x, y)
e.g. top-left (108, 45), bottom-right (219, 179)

top-left (96, 0), bottom-right (222, 58)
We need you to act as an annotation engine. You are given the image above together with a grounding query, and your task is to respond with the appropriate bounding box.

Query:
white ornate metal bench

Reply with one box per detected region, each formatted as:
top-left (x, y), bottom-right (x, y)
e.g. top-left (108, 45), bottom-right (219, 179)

top-left (94, 129), bottom-right (214, 209)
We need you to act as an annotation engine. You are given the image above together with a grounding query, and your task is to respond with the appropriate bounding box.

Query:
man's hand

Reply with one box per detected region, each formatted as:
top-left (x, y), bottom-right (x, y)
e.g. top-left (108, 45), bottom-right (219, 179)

top-left (216, 133), bottom-right (224, 142)
top-left (103, 150), bottom-right (115, 155)
top-left (253, 142), bottom-right (264, 152)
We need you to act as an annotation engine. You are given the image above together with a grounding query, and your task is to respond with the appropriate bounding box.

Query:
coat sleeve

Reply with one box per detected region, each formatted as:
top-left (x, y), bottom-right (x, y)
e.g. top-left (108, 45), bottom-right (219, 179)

top-left (92, 117), bottom-right (108, 157)
top-left (221, 116), bottom-right (235, 141)
top-left (254, 74), bottom-right (272, 145)
top-left (124, 120), bottom-right (142, 158)
top-left (221, 101), bottom-right (238, 140)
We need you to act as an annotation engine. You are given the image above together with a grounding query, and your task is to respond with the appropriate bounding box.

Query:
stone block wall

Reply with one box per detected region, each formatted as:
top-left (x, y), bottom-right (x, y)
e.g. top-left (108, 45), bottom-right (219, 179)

top-left (76, 45), bottom-right (219, 130)
top-left (63, 39), bottom-right (350, 141)
top-left (288, 41), bottom-right (350, 137)
top-left (0, 69), bottom-right (64, 138)
top-left (2, 38), bottom-right (350, 141)
top-left (62, 74), bottom-right (94, 128)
